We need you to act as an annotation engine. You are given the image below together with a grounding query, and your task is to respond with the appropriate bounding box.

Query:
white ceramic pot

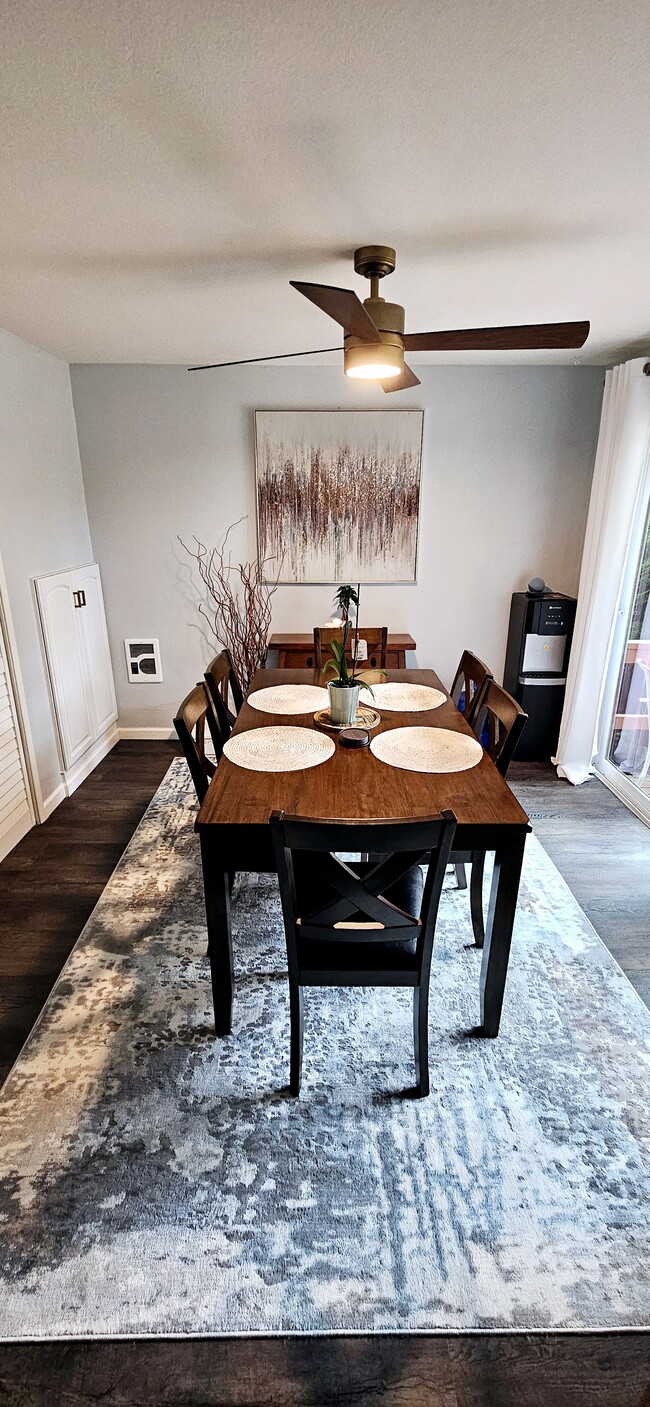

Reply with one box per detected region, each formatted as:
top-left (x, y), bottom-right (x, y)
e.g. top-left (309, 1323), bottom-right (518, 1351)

top-left (328, 682), bottom-right (360, 726)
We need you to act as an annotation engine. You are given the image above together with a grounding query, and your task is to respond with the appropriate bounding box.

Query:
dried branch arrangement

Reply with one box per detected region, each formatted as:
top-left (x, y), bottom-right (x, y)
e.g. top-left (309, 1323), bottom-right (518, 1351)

top-left (179, 520), bottom-right (281, 693)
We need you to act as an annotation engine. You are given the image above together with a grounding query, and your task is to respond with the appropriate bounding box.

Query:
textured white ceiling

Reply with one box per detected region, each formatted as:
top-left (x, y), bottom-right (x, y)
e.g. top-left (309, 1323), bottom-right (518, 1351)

top-left (1, 0), bottom-right (649, 365)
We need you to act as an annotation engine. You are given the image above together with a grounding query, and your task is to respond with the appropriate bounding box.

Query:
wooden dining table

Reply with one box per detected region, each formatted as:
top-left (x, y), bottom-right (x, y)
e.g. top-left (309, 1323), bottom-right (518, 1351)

top-left (196, 668), bottom-right (530, 1040)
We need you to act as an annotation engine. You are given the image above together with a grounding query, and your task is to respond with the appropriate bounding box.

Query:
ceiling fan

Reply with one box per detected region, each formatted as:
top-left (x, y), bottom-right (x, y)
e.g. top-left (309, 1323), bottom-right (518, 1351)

top-left (189, 245), bottom-right (589, 390)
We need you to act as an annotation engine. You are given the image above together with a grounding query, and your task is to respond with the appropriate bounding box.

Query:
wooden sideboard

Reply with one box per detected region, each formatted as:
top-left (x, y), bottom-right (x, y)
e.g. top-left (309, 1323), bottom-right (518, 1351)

top-left (268, 632), bottom-right (417, 670)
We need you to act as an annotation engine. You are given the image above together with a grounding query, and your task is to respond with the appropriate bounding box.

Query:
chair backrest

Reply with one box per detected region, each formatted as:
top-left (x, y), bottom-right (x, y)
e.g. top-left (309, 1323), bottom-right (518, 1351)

top-left (313, 625), bottom-right (388, 672)
top-left (204, 649), bottom-right (244, 740)
top-left (450, 650), bottom-right (493, 726)
top-left (270, 812), bottom-right (456, 977)
top-left (473, 679), bottom-right (528, 776)
top-left (173, 683), bottom-right (224, 802)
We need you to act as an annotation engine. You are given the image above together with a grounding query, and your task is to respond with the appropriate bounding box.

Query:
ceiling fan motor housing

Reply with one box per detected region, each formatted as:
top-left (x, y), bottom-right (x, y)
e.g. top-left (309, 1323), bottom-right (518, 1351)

top-left (362, 297), bottom-right (404, 335)
top-left (344, 294), bottom-right (406, 375)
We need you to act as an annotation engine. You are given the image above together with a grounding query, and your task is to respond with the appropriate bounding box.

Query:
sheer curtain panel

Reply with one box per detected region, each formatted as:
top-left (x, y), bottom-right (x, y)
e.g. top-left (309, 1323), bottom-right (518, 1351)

top-left (554, 359), bottom-right (650, 784)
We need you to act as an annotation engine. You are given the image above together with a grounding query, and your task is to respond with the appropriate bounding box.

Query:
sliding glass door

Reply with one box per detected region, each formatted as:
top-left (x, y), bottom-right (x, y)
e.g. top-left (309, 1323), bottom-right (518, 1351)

top-left (596, 483), bottom-right (650, 823)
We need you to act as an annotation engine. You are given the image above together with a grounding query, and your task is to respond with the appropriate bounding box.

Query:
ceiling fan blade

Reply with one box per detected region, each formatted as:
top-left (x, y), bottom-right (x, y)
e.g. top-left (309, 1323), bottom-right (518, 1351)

top-left (381, 363), bottom-right (421, 392)
top-left (188, 345), bottom-right (342, 371)
top-left (290, 281), bottom-right (381, 341)
top-left (403, 321), bottom-right (590, 352)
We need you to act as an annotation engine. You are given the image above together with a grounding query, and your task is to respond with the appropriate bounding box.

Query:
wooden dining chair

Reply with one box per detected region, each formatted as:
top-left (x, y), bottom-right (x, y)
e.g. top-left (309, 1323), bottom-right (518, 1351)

top-left (450, 652), bottom-right (494, 887)
top-left (313, 625), bottom-right (388, 672)
top-left (204, 649), bottom-right (244, 741)
top-left (450, 649), bottom-right (493, 727)
top-left (270, 811), bottom-right (457, 1097)
top-left (173, 683), bottom-right (226, 803)
top-left (452, 679), bottom-right (528, 944)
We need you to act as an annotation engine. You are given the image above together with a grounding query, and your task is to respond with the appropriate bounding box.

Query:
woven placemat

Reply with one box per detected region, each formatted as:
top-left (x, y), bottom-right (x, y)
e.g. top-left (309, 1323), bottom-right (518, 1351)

top-left (247, 684), bottom-right (328, 715)
top-left (370, 682), bottom-right (446, 712)
top-left (370, 726), bottom-right (483, 774)
top-left (223, 725), bottom-right (335, 772)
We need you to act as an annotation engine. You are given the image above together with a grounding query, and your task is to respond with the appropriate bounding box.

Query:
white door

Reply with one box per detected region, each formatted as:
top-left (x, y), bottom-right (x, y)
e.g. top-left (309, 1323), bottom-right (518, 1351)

top-left (36, 573), bottom-right (95, 769)
top-left (0, 627), bottom-right (34, 862)
top-left (74, 564), bottom-right (118, 737)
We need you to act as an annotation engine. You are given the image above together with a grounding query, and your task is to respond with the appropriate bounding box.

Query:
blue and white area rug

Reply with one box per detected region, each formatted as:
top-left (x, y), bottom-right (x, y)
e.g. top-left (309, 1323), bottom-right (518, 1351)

top-left (0, 758), bottom-right (648, 1339)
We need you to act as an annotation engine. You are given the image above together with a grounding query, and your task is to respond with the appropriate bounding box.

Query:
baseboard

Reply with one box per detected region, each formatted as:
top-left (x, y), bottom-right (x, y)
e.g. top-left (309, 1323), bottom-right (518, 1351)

top-left (38, 725), bottom-right (163, 821)
top-left (63, 726), bottom-right (120, 798)
top-left (118, 727), bottom-right (176, 741)
top-left (41, 781), bottom-right (67, 818)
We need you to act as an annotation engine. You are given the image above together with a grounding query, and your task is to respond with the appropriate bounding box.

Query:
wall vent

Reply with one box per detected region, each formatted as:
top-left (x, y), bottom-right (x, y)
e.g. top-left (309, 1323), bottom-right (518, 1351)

top-left (124, 639), bottom-right (163, 682)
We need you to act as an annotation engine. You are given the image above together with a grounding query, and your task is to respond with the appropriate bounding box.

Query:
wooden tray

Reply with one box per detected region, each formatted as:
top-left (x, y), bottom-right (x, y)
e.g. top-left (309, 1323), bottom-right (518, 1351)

top-left (313, 704), bottom-right (381, 733)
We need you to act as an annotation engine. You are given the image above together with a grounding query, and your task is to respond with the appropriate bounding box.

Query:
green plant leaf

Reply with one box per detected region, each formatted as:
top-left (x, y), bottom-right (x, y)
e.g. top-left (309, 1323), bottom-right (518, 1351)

top-left (333, 583), bottom-right (359, 622)
top-left (325, 635), bottom-right (351, 684)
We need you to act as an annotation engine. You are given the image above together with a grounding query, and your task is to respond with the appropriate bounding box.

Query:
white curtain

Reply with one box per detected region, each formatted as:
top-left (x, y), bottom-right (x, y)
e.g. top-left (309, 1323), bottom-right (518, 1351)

top-left (554, 358), bottom-right (650, 784)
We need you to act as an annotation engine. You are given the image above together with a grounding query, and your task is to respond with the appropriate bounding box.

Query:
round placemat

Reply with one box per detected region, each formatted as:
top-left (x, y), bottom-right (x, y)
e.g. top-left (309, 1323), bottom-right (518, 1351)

top-left (223, 726), bottom-right (335, 772)
top-left (370, 682), bottom-right (446, 712)
top-left (370, 726), bottom-right (483, 774)
top-left (247, 684), bottom-right (328, 715)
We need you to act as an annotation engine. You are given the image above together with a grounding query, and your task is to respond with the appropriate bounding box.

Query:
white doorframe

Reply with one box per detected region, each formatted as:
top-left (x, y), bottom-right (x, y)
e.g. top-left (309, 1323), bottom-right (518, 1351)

top-left (0, 547), bottom-right (44, 825)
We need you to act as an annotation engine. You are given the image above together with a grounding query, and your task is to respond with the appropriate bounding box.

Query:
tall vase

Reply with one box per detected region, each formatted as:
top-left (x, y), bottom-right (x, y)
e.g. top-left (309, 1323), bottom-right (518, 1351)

top-left (328, 682), bottom-right (360, 726)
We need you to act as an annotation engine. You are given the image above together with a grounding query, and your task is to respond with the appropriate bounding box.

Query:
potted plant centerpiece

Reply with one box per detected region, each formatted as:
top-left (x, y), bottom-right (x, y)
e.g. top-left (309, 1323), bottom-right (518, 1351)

top-left (322, 584), bottom-right (379, 726)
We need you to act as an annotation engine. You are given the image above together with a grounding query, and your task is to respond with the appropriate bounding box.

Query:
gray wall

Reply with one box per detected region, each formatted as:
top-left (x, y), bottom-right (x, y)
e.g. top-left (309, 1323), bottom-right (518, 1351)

top-left (0, 328), bottom-right (94, 803)
top-left (70, 363), bottom-right (603, 733)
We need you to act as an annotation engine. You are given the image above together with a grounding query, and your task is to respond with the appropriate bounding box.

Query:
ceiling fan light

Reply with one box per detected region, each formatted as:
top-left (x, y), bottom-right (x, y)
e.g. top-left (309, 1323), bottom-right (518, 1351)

top-left (344, 338), bottom-right (404, 380)
top-left (346, 360), bottom-right (401, 380)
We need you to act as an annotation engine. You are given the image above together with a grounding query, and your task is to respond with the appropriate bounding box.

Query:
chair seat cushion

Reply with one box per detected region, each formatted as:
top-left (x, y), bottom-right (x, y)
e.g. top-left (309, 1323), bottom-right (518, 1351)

top-left (298, 936), bottom-right (419, 971)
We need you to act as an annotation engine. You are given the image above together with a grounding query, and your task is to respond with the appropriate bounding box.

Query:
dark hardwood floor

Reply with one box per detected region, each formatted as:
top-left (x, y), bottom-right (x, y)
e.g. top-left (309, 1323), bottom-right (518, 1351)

top-left (0, 741), bottom-right (180, 1087)
top-left (0, 1332), bottom-right (649, 1407)
top-left (509, 760), bottom-right (650, 1011)
top-left (0, 743), bottom-right (648, 1405)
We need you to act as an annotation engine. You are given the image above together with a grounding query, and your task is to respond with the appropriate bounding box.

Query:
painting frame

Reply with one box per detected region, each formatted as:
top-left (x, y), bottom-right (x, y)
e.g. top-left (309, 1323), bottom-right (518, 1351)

top-left (254, 409), bottom-right (424, 585)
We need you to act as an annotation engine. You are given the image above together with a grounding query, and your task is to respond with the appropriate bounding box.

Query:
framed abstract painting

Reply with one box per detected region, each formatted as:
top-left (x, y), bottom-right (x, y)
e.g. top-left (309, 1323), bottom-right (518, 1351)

top-left (255, 409), bottom-right (424, 584)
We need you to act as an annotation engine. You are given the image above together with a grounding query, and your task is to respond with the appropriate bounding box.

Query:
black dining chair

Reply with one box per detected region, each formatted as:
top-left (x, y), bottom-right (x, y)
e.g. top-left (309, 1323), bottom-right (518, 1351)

top-left (173, 682), bottom-right (227, 803)
top-left (452, 679), bottom-right (528, 944)
top-left (270, 811), bottom-right (457, 1097)
top-left (449, 650), bottom-right (494, 888)
top-left (204, 649), bottom-right (244, 741)
top-left (450, 649), bottom-right (493, 727)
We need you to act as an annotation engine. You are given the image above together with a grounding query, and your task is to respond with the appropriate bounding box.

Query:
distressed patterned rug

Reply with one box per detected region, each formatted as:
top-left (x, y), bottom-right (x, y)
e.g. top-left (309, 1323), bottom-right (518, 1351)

top-left (0, 758), bottom-right (649, 1339)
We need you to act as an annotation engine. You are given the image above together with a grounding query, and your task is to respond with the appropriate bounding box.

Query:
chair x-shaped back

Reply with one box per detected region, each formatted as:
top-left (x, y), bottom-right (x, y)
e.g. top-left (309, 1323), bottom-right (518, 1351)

top-left (296, 851), bottom-right (426, 941)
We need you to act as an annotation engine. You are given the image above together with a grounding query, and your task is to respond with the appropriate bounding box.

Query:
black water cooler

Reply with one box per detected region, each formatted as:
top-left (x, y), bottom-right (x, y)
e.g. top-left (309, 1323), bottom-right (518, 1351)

top-left (503, 581), bottom-right (577, 761)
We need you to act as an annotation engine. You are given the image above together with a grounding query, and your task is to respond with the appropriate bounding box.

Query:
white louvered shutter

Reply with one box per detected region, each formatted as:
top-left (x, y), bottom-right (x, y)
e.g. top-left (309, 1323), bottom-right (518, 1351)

top-left (0, 634), bottom-right (33, 861)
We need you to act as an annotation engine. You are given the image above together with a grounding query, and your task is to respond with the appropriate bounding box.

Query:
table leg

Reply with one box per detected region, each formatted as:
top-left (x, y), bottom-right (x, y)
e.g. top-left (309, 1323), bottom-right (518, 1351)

top-left (199, 831), bottom-right (233, 1036)
top-left (479, 829), bottom-right (527, 1037)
